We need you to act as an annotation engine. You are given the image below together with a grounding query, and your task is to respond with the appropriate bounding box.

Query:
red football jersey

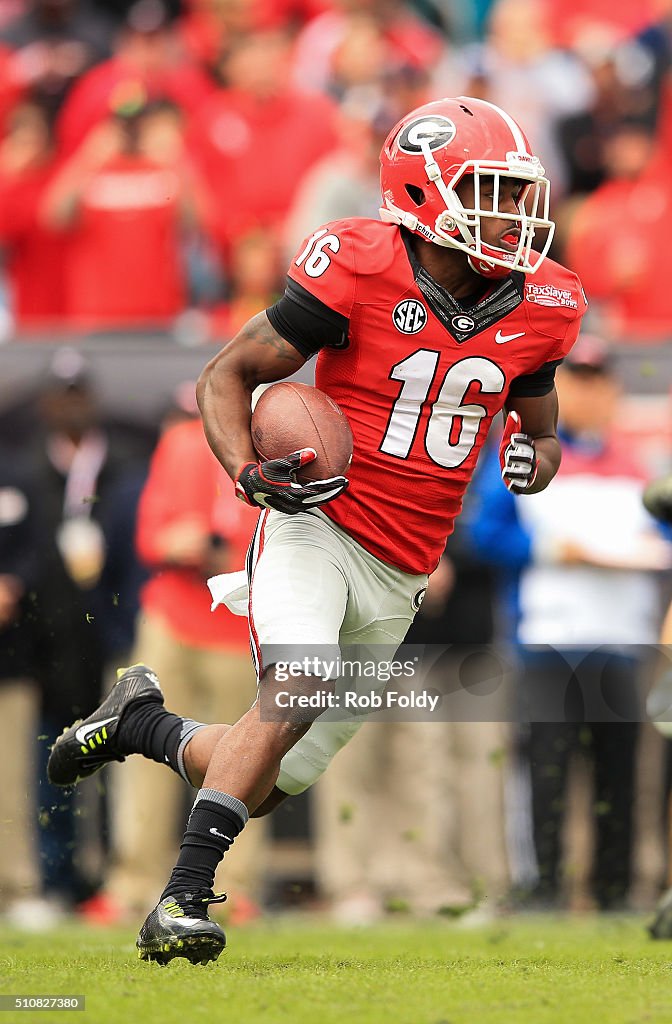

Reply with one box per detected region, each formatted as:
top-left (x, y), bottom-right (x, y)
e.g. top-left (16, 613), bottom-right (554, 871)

top-left (62, 154), bottom-right (185, 329)
top-left (287, 218), bottom-right (587, 574)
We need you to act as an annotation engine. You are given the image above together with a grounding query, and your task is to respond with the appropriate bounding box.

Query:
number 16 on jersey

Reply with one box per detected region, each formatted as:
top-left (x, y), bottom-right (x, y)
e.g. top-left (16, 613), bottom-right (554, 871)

top-left (380, 352), bottom-right (505, 469)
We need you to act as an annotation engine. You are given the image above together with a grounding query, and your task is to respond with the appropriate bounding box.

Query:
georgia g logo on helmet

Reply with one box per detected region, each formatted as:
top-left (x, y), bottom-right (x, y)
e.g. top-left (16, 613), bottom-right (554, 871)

top-left (398, 116), bottom-right (457, 155)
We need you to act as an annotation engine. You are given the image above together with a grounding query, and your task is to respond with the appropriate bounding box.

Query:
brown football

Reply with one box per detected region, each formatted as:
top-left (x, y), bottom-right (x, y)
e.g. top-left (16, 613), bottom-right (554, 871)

top-left (251, 382), bottom-right (353, 483)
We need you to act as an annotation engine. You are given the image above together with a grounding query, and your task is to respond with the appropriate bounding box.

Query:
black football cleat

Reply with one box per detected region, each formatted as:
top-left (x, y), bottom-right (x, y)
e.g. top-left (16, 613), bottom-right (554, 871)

top-left (137, 892), bottom-right (227, 966)
top-left (47, 663), bottom-right (164, 787)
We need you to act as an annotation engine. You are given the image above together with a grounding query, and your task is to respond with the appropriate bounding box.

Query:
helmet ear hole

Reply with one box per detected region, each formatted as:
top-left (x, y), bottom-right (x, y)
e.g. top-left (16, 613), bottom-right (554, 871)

top-left (404, 184), bottom-right (426, 207)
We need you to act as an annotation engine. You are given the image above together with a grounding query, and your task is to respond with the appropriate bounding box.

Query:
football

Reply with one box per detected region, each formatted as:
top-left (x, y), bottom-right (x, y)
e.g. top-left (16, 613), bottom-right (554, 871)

top-left (251, 382), bottom-right (353, 483)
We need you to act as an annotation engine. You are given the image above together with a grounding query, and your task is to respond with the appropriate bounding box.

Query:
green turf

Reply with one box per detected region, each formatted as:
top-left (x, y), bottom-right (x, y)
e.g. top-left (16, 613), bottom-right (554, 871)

top-left (1, 915), bottom-right (672, 1024)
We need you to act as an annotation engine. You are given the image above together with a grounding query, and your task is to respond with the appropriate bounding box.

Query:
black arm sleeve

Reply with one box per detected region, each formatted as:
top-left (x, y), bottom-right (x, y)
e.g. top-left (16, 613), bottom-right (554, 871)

top-left (508, 358), bottom-right (563, 398)
top-left (266, 278), bottom-right (350, 358)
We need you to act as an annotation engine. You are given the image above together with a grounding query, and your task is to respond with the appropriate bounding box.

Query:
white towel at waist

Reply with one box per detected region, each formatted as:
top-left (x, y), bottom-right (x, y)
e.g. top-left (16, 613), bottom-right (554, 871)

top-left (207, 570), bottom-right (249, 617)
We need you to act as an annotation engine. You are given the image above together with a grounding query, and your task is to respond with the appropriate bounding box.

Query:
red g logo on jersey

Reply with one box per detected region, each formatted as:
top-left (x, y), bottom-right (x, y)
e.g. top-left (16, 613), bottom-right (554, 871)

top-left (393, 299), bottom-right (427, 334)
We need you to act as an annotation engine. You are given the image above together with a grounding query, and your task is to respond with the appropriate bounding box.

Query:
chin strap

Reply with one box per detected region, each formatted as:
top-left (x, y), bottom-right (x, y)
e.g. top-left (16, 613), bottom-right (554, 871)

top-left (379, 205), bottom-right (418, 232)
top-left (379, 204), bottom-right (454, 248)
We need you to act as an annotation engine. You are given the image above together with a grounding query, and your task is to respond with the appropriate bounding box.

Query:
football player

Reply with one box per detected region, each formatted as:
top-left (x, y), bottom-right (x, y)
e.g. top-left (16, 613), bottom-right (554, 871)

top-left (48, 96), bottom-right (587, 964)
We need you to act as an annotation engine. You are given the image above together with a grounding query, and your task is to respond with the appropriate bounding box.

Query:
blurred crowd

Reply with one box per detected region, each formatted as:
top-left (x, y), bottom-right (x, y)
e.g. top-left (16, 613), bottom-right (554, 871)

top-left (0, 0), bottom-right (671, 343)
top-left (2, 0), bottom-right (672, 931)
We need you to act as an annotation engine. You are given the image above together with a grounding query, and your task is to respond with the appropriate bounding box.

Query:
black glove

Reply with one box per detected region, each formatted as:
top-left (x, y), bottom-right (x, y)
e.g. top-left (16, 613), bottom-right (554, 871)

top-left (643, 474), bottom-right (672, 524)
top-left (235, 448), bottom-right (348, 515)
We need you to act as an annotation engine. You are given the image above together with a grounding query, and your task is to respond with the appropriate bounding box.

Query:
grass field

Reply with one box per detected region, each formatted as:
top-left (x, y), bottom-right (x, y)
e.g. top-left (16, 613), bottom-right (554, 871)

top-left (2, 915), bottom-right (672, 1024)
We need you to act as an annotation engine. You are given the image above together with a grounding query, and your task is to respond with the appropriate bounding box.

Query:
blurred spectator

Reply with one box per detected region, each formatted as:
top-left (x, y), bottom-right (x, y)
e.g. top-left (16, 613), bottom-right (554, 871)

top-left (0, 0), bottom-right (114, 130)
top-left (208, 227), bottom-right (284, 340)
top-left (97, 467), bottom-right (150, 672)
top-left (0, 3), bottom-right (27, 33)
top-left (470, 336), bottom-right (670, 910)
top-left (180, 0), bottom-right (327, 76)
top-left (460, 0), bottom-right (595, 196)
top-left (545, 0), bottom-right (658, 50)
top-left (0, 448), bottom-right (43, 925)
top-left (102, 0), bottom-right (181, 21)
top-left (315, 521), bottom-right (507, 921)
top-left (189, 26), bottom-right (340, 258)
top-left (106, 415), bottom-right (265, 917)
top-left (637, 3), bottom-right (672, 163)
top-left (95, 379), bottom-right (204, 668)
top-left (56, 0), bottom-right (215, 157)
top-left (0, 100), bottom-right (64, 337)
top-left (563, 120), bottom-right (672, 341)
top-left (30, 348), bottom-right (128, 908)
top-left (408, 0), bottom-right (493, 44)
top-left (42, 98), bottom-right (213, 333)
top-left (283, 81), bottom-right (426, 255)
top-left (556, 28), bottom-right (661, 197)
top-left (291, 0), bottom-right (443, 98)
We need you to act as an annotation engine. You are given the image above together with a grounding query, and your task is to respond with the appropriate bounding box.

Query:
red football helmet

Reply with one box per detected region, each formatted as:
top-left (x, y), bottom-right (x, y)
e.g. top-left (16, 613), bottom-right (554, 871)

top-left (379, 96), bottom-right (555, 279)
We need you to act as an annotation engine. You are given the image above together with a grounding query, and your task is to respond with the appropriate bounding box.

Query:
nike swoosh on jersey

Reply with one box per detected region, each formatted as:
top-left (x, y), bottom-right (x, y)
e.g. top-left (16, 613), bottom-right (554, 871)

top-left (75, 717), bottom-right (117, 744)
top-left (495, 330), bottom-right (526, 344)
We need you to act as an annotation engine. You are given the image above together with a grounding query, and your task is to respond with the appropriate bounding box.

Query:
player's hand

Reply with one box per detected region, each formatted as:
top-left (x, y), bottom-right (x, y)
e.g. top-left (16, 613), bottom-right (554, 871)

top-left (235, 448), bottom-right (349, 515)
top-left (499, 411), bottom-right (538, 492)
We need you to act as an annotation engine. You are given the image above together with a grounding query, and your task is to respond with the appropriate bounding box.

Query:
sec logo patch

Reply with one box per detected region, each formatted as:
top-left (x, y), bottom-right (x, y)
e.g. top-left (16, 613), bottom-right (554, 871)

top-left (393, 299), bottom-right (427, 334)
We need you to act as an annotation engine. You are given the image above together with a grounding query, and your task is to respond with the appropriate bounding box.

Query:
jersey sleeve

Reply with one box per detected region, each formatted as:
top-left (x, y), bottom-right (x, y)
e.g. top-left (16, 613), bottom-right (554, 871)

top-left (523, 265), bottom-right (588, 368)
top-left (266, 221), bottom-right (359, 357)
top-left (266, 278), bottom-right (349, 358)
top-left (548, 271), bottom-right (588, 362)
top-left (508, 358), bottom-right (563, 397)
top-left (287, 222), bottom-right (358, 317)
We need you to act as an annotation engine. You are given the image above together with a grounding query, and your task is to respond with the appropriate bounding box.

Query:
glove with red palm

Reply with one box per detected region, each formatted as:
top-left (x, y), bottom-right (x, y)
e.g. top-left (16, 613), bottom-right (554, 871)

top-left (499, 411), bottom-right (538, 492)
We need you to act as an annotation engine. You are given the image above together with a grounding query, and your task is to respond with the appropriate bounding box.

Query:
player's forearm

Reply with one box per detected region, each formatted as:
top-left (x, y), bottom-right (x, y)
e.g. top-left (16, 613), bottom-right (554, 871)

top-left (197, 312), bottom-right (307, 481)
top-left (526, 435), bottom-right (561, 494)
top-left (197, 364), bottom-right (258, 481)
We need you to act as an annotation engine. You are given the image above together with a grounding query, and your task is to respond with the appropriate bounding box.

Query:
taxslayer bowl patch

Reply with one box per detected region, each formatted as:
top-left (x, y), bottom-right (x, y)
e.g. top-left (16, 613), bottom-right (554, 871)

top-left (525, 283), bottom-right (578, 309)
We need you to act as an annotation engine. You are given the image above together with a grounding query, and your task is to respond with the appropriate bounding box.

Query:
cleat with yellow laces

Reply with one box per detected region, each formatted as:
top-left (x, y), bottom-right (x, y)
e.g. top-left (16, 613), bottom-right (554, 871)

top-left (136, 892), bottom-right (227, 966)
top-left (47, 664), bottom-right (164, 787)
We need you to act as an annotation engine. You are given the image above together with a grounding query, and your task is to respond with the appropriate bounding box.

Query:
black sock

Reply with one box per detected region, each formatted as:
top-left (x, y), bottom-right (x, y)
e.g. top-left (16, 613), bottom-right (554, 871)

top-left (161, 789), bottom-right (248, 900)
top-left (115, 702), bottom-right (205, 783)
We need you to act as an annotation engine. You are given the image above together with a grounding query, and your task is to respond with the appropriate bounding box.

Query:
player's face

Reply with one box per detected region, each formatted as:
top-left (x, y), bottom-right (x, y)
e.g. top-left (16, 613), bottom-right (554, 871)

top-left (454, 174), bottom-right (526, 253)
